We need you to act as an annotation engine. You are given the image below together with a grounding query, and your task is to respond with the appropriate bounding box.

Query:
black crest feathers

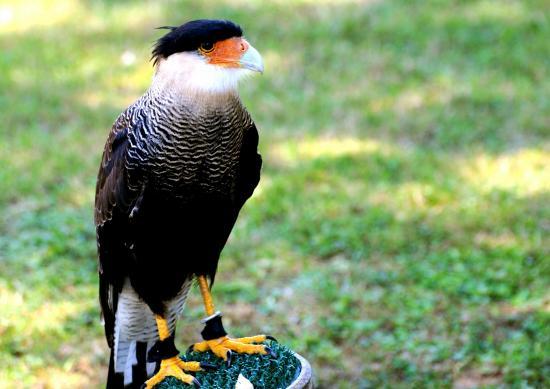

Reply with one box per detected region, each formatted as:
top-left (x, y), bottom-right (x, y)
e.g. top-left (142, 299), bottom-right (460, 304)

top-left (152, 19), bottom-right (243, 65)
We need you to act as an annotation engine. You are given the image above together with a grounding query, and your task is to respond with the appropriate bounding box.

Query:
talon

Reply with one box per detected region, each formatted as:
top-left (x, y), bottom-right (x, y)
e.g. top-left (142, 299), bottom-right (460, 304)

top-left (193, 377), bottom-right (201, 388)
top-left (226, 350), bottom-right (232, 367)
top-left (199, 362), bottom-right (217, 371)
top-left (187, 344), bottom-right (195, 354)
top-left (266, 335), bottom-right (278, 343)
top-left (265, 346), bottom-right (277, 359)
top-left (142, 355), bottom-right (203, 388)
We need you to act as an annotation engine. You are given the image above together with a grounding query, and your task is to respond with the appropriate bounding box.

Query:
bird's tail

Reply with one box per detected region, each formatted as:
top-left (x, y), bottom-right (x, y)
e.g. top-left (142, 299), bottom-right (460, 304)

top-left (108, 341), bottom-right (154, 388)
top-left (107, 347), bottom-right (124, 388)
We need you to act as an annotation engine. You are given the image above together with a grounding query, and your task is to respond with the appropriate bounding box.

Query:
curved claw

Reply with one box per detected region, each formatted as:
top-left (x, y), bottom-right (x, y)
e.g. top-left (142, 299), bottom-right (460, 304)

top-left (199, 362), bottom-right (217, 371)
top-left (226, 350), bottom-right (233, 367)
top-left (187, 344), bottom-right (195, 354)
top-left (265, 346), bottom-right (278, 359)
top-left (193, 377), bottom-right (201, 388)
top-left (266, 335), bottom-right (278, 343)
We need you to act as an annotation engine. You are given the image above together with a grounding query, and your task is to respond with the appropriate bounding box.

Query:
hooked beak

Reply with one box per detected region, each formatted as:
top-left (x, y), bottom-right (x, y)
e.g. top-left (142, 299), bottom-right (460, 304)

top-left (204, 37), bottom-right (264, 74)
top-left (239, 44), bottom-right (264, 73)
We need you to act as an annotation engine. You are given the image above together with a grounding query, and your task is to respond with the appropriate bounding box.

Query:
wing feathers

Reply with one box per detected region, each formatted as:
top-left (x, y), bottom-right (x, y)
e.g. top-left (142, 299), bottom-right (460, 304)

top-left (95, 112), bottom-right (143, 346)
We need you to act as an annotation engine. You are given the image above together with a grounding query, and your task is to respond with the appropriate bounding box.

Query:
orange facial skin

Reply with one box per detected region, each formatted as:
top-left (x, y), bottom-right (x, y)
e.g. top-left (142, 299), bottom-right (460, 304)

top-left (200, 37), bottom-right (249, 67)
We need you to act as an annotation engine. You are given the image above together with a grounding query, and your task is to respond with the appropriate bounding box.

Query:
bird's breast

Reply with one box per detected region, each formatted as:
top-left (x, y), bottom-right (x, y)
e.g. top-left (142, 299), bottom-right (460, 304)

top-left (128, 104), bottom-right (250, 198)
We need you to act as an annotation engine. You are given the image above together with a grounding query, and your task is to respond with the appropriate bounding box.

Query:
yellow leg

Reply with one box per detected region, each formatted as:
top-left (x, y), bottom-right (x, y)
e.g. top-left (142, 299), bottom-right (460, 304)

top-left (191, 276), bottom-right (276, 363)
top-left (198, 276), bottom-right (215, 316)
top-left (143, 316), bottom-right (203, 388)
top-left (156, 315), bottom-right (171, 341)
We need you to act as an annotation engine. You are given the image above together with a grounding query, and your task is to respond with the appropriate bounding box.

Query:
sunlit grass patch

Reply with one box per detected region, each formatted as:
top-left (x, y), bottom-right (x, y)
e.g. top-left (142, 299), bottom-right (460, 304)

top-left (0, 1), bottom-right (81, 33)
top-left (460, 149), bottom-right (550, 196)
top-left (269, 137), bottom-right (391, 165)
top-left (461, 0), bottom-right (529, 23)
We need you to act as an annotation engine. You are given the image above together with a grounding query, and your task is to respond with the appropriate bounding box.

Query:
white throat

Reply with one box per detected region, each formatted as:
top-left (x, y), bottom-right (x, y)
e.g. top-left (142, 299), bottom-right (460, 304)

top-left (151, 52), bottom-right (250, 96)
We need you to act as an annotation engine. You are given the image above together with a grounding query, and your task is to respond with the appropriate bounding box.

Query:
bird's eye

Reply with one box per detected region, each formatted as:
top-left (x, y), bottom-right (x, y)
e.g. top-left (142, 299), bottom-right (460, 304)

top-left (200, 42), bottom-right (214, 53)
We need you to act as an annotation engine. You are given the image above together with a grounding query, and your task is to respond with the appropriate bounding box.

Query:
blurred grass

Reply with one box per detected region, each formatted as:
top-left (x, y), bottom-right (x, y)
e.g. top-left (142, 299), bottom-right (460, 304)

top-left (0, 0), bottom-right (549, 388)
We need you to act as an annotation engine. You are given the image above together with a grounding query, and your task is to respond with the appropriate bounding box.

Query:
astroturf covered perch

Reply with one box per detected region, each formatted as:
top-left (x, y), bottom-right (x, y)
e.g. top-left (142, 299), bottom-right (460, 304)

top-left (156, 342), bottom-right (307, 388)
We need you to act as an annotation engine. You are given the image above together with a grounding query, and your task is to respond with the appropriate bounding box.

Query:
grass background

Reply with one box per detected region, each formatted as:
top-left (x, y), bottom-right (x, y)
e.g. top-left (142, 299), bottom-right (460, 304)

top-left (1, 0), bottom-right (549, 387)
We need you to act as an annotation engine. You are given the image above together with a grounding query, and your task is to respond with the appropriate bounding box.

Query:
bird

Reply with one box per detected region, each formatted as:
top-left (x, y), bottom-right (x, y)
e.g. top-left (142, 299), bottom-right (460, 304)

top-left (94, 19), bottom-right (272, 388)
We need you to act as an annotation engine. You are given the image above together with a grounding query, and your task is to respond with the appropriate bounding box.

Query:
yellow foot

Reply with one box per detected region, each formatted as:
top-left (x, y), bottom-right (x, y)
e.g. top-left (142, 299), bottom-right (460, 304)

top-left (190, 335), bottom-right (277, 366)
top-left (143, 357), bottom-right (204, 388)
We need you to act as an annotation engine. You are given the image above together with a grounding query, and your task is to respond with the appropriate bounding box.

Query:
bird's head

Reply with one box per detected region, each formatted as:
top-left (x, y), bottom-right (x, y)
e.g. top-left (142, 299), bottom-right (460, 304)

top-left (151, 19), bottom-right (263, 95)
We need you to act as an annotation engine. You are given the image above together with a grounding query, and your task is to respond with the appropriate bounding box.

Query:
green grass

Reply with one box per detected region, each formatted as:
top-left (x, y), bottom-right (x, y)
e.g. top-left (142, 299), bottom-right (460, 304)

top-left (1, 0), bottom-right (549, 388)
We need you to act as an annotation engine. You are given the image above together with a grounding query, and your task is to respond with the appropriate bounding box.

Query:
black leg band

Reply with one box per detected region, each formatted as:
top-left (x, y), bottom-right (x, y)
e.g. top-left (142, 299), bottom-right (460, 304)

top-left (201, 312), bottom-right (227, 341)
top-left (147, 334), bottom-right (180, 362)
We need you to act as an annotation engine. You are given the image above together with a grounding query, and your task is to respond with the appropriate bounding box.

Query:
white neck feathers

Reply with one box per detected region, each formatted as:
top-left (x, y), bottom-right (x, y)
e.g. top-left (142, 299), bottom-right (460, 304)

top-left (151, 52), bottom-right (250, 97)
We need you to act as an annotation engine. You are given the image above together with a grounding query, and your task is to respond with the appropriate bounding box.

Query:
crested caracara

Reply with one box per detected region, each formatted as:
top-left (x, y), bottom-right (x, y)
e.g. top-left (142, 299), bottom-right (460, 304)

top-left (94, 19), bottom-right (273, 388)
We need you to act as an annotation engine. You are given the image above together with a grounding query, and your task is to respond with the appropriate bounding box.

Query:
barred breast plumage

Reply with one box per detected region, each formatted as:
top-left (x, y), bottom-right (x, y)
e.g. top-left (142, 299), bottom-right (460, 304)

top-left (123, 91), bottom-right (252, 198)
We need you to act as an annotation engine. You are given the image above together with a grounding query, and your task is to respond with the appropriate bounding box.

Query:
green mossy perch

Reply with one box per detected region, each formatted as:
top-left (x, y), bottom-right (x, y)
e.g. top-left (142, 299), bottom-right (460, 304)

top-left (156, 342), bottom-right (308, 388)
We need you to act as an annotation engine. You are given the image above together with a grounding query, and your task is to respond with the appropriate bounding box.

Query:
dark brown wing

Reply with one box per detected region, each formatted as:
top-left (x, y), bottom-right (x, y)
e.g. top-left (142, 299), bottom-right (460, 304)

top-left (95, 112), bottom-right (142, 347)
top-left (197, 122), bottom-right (262, 285)
top-left (95, 112), bottom-right (137, 226)
top-left (235, 122), bottom-right (262, 207)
